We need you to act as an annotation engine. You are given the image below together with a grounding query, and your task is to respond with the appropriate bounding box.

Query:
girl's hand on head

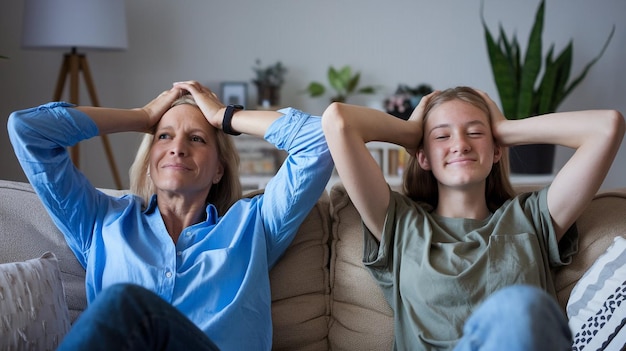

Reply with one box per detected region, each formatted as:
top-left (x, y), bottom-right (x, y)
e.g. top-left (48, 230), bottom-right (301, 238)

top-left (476, 90), bottom-right (507, 144)
top-left (405, 90), bottom-right (439, 156)
top-left (140, 87), bottom-right (180, 132)
top-left (173, 81), bottom-right (225, 128)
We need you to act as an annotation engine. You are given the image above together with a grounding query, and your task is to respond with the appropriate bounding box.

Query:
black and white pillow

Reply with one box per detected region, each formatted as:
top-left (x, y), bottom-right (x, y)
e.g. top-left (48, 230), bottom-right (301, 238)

top-left (567, 236), bottom-right (626, 351)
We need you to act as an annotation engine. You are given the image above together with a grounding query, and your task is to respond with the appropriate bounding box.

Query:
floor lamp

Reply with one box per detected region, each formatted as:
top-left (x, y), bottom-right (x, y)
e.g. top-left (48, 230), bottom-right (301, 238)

top-left (21, 0), bottom-right (128, 190)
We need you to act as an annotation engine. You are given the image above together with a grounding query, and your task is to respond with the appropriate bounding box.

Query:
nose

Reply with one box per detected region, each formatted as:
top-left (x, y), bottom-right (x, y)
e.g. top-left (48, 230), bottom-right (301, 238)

top-left (452, 135), bottom-right (471, 153)
top-left (169, 138), bottom-right (188, 157)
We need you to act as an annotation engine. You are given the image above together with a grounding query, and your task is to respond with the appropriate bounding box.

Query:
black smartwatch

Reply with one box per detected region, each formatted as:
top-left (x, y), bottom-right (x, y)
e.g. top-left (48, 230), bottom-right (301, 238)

top-left (223, 104), bottom-right (244, 136)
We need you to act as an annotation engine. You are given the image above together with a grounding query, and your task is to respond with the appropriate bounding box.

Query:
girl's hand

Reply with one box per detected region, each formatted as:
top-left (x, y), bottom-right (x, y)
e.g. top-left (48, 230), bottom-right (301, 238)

top-left (477, 90), bottom-right (508, 145)
top-left (172, 81), bottom-right (225, 128)
top-left (405, 90), bottom-right (439, 156)
top-left (139, 87), bottom-right (181, 132)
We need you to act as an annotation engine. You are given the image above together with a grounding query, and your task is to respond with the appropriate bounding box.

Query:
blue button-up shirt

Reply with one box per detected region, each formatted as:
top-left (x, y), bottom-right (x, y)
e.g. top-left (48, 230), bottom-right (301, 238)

top-left (8, 102), bottom-right (334, 350)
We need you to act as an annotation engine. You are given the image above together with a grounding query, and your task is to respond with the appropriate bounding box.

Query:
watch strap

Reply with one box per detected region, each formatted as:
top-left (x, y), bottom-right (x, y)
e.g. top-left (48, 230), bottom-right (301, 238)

top-left (223, 104), bottom-right (244, 136)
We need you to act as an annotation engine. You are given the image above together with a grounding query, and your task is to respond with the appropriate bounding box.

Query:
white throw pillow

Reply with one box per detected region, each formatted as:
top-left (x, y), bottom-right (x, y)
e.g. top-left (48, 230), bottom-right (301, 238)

top-left (0, 252), bottom-right (71, 350)
top-left (567, 236), bottom-right (626, 351)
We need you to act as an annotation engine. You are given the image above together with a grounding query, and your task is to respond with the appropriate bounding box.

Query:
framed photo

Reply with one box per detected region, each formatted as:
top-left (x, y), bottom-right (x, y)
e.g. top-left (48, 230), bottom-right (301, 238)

top-left (221, 82), bottom-right (248, 107)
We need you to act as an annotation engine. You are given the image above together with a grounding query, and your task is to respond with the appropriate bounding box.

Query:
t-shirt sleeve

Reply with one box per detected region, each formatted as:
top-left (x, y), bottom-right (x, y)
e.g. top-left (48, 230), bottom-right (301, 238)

top-left (524, 187), bottom-right (579, 267)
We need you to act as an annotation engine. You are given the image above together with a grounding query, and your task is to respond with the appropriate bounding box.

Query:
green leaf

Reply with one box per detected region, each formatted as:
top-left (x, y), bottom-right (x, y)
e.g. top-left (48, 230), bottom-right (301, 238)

top-left (357, 86), bottom-right (376, 94)
top-left (306, 82), bottom-right (326, 97)
top-left (482, 1), bottom-right (520, 119)
top-left (546, 43), bottom-right (573, 113)
top-left (328, 66), bottom-right (346, 94)
top-left (560, 25), bottom-right (615, 104)
top-left (346, 73), bottom-right (361, 94)
top-left (516, 0), bottom-right (544, 118)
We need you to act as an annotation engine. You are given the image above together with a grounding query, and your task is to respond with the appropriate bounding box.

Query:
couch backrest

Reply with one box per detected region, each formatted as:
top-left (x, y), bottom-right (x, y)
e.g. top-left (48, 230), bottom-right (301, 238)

top-left (0, 180), bottom-right (87, 322)
top-left (328, 184), bottom-right (394, 350)
top-left (268, 191), bottom-right (332, 350)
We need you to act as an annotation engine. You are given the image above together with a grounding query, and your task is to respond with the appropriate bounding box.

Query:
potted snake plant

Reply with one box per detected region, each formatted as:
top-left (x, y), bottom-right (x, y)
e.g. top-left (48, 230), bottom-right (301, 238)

top-left (482, 0), bottom-right (614, 174)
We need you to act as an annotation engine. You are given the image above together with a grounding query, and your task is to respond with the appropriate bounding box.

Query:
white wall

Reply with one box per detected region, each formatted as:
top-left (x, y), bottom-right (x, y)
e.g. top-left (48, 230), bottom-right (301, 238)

top-left (1, 0), bottom-right (625, 190)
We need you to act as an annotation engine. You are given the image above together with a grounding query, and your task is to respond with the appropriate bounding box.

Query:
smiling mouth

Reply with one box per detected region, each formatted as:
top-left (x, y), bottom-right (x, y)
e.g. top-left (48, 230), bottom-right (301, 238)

top-left (162, 164), bottom-right (191, 171)
top-left (447, 158), bottom-right (475, 165)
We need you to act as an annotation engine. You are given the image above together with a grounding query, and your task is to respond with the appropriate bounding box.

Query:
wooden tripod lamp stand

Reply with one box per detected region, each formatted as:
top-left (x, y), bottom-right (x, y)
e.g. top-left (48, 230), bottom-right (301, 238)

top-left (52, 48), bottom-right (123, 189)
top-left (21, 0), bottom-right (128, 189)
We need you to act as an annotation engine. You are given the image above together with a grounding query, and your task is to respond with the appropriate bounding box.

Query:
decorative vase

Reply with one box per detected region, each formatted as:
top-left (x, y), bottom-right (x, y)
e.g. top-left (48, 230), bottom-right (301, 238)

top-left (509, 144), bottom-right (555, 174)
top-left (255, 83), bottom-right (280, 109)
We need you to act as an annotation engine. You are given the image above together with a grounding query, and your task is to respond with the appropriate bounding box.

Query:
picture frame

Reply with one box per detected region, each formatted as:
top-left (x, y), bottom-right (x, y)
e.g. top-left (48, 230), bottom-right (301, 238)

top-left (220, 82), bottom-right (248, 107)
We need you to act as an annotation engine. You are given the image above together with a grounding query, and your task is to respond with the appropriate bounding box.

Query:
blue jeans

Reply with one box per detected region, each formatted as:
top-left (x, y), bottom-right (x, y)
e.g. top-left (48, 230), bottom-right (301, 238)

top-left (57, 284), bottom-right (220, 351)
top-left (454, 285), bottom-right (572, 351)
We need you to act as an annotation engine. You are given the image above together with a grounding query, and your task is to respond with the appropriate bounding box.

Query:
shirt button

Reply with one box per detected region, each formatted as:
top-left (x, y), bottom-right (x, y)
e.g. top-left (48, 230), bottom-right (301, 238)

top-left (177, 251), bottom-right (182, 256)
top-left (165, 271), bottom-right (173, 278)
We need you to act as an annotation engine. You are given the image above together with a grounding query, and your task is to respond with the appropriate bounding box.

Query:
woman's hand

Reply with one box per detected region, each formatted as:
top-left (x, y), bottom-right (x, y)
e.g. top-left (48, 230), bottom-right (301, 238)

top-left (404, 90), bottom-right (438, 156)
top-left (172, 81), bottom-right (225, 128)
top-left (139, 87), bottom-right (181, 132)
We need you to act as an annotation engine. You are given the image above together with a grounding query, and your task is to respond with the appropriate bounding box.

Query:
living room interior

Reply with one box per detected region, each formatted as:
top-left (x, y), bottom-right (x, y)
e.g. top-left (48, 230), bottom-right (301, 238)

top-left (1, 1), bottom-right (626, 349)
top-left (0, 0), bottom-right (624, 191)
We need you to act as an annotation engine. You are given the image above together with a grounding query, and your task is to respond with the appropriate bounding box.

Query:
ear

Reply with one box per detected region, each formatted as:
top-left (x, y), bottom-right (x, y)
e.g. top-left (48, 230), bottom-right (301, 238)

top-left (417, 149), bottom-right (431, 170)
top-left (213, 163), bottom-right (225, 184)
top-left (492, 144), bottom-right (503, 164)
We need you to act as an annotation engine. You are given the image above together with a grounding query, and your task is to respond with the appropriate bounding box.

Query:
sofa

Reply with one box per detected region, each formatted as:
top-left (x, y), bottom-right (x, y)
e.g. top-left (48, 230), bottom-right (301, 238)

top-left (1, 178), bottom-right (625, 350)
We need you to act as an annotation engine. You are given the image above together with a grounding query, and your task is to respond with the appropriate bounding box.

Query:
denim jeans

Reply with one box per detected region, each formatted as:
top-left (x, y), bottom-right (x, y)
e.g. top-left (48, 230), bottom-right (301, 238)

top-left (454, 285), bottom-right (573, 351)
top-left (57, 284), bottom-right (220, 351)
top-left (58, 284), bottom-right (571, 351)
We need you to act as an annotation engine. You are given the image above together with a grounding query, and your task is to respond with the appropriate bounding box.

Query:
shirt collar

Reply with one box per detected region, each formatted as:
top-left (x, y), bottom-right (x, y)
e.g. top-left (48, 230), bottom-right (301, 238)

top-left (143, 194), bottom-right (219, 224)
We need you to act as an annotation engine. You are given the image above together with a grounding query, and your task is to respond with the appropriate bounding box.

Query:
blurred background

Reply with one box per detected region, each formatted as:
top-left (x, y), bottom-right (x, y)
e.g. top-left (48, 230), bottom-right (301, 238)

top-left (1, 0), bottom-right (624, 190)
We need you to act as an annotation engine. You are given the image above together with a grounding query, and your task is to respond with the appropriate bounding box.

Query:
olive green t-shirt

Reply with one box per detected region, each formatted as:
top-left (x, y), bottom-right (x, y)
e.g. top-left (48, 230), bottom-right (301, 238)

top-left (363, 187), bottom-right (578, 351)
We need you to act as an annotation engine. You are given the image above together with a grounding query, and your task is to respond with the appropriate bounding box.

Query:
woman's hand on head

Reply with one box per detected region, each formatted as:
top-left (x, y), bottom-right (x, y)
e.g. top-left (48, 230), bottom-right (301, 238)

top-left (173, 81), bottom-right (225, 128)
top-left (404, 90), bottom-right (438, 156)
top-left (140, 87), bottom-right (181, 132)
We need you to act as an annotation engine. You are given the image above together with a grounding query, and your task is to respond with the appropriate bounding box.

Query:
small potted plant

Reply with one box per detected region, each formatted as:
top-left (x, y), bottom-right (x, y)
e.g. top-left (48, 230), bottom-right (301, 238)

top-left (252, 59), bottom-right (287, 108)
top-left (482, 0), bottom-right (614, 173)
top-left (304, 65), bottom-right (377, 103)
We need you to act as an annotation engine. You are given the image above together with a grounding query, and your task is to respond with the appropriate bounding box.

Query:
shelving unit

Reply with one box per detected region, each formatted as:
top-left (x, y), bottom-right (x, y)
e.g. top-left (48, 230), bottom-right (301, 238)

top-left (235, 135), bottom-right (556, 193)
top-left (235, 135), bottom-right (285, 191)
top-left (235, 139), bottom-right (407, 192)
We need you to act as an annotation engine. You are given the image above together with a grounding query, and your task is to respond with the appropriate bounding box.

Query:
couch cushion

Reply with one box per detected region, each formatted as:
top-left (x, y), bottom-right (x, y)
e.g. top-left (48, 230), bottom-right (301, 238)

top-left (554, 190), bottom-right (626, 310)
top-left (268, 190), bottom-right (332, 350)
top-left (0, 252), bottom-right (70, 349)
top-left (0, 180), bottom-right (86, 322)
top-left (328, 184), bottom-right (394, 350)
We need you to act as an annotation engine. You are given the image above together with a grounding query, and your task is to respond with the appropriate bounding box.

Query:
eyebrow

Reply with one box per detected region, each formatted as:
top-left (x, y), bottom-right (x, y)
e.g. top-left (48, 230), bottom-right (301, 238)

top-left (428, 120), bottom-right (487, 135)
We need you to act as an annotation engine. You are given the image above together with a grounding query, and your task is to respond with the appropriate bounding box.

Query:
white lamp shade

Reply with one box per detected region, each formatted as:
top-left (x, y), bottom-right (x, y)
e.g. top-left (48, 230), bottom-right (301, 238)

top-left (22, 0), bottom-right (128, 51)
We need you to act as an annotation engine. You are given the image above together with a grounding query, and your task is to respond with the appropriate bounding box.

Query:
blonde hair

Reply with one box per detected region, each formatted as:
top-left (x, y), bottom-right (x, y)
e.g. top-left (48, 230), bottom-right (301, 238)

top-left (129, 95), bottom-right (242, 215)
top-left (403, 86), bottom-right (515, 211)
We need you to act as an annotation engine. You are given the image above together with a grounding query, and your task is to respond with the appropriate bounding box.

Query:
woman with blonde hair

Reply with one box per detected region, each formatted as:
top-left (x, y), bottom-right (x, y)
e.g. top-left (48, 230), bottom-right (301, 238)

top-left (321, 86), bottom-right (624, 350)
top-left (9, 80), bottom-right (333, 350)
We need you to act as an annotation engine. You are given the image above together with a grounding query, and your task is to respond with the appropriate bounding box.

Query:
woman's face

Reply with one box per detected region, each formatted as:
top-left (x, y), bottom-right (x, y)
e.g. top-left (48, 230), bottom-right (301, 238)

top-left (418, 99), bottom-right (501, 188)
top-left (149, 104), bottom-right (224, 199)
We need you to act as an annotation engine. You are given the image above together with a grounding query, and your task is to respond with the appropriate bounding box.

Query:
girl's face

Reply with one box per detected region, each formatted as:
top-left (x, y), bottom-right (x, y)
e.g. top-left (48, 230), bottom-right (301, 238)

top-left (149, 104), bottom-right (224, 199)
top-left (418, 99), bottom-right (502, 189)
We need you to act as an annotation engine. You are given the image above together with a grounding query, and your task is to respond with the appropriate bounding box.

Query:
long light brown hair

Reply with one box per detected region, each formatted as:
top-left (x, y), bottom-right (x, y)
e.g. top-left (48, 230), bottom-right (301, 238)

top-left (129, 95), bottom-right (242, 215)
top-left (403, 86), bottom-right (515, 211)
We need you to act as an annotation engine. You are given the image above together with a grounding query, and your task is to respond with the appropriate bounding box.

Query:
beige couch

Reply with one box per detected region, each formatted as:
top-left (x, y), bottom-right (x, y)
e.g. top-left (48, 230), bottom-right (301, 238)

top-left (1, 179), bottom-right (625, 350)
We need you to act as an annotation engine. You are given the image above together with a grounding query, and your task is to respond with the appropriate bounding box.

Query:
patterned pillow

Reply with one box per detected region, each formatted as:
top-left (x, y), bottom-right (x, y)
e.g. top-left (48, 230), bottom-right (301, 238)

top-left (0, 252), bottom-right (71, 350)
top-left (567, 236), bottom-right (626, 351)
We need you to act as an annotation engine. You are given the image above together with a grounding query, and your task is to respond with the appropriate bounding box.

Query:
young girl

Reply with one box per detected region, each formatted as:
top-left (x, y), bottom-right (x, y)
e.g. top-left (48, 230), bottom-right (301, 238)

top-left (321, 86), bottom-right (624, 350)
